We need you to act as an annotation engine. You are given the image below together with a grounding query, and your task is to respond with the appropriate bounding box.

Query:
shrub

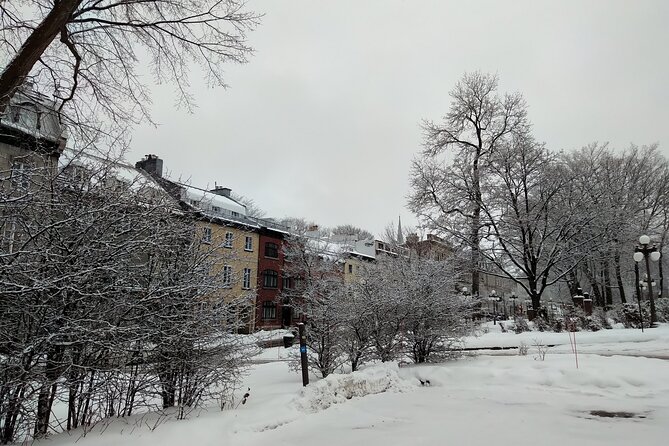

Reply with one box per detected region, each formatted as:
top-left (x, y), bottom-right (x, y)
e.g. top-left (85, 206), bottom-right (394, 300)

top-left (655, 298), bottom-right (669, 323)
top-left (514, 317), bottom-right (531, 334)
top-left (616, 302), bottom-right (650, 329)
top-left (533, 316), bottom-right (549, 332)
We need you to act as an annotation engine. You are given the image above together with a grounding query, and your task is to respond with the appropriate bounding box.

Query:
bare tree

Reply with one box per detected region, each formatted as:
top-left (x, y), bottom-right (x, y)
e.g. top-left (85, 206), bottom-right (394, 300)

top-left (1, 1), bottom-right (259, 144)
top-left (331, 224), bottom-right (373, 240)
top-left (564, 143), bottom-right (669, 315)
top-left (409, 72), bottom-right (528, 296)
top-left (352, 254), bottom-right (471, 364)
top-left (477, 135), bottom-right (595, 311)
top-left (230, 191), bottom-right (266, 218)
top-left (0, 148), bottom-right (248, 443)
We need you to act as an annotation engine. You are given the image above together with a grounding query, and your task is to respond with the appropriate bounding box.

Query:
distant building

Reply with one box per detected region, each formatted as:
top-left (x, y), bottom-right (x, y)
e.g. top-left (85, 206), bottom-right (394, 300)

top-left (135, 155), bottom-right (262, 332)
top-left (1, 86), bottom-right (67, 190)
top-left (255, 227), bottom-right (291, 330)
top-left (1, 85), bottom-right (67, 253)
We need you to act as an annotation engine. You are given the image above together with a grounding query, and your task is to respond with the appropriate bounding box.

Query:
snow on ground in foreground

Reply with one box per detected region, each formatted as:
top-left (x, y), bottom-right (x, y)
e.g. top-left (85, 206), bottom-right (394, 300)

top-left (39, 328), bottom-right (669, 446)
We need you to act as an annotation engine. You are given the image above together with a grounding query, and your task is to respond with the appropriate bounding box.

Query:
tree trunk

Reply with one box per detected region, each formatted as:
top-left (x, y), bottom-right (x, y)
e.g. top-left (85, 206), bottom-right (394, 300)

top-left (584, 262), bottom-right (603, 307)
top-left (567, 269), bottom-right (580, 296)
top-left (613, 249), bottom-right (626, 304)
top-left (602, 258), bottom-right (613, 308)
top-left (471, 156), bottom-right (482, 296)
top-left (0, 0), bottom-right (82, 113)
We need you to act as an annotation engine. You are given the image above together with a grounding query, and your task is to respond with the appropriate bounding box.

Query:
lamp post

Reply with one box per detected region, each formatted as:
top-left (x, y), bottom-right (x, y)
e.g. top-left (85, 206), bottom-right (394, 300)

top-left (489, 290), bottom-right (499, 325)
top-left (509, 292), bottom-right (518, 318)
top-left (633, 234), bottom-right (661, 327)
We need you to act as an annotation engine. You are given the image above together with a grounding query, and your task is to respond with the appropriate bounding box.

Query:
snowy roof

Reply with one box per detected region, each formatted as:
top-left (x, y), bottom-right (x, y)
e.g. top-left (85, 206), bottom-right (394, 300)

top-left (58, 148), bottom-right (169, 199)
top-left (0, 87), bottom-right (65, 144)
top-left (182, 186), bottom-right (247, 217)
top-left (302, 235), bottom-right (377, 261)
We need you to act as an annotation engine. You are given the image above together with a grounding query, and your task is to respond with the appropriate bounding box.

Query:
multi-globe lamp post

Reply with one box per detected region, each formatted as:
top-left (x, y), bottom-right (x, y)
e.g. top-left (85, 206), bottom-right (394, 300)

top-left (633, 234), bottom-right (661, 328)
top-left (508, 292), bottom-right (518, 318)
top-left (489, 290), bottom-right (502, 325)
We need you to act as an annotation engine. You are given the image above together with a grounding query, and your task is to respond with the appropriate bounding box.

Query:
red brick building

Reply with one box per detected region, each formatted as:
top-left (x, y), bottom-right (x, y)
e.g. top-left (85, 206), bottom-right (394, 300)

top-left (255, 228), bottom-right (293, 330)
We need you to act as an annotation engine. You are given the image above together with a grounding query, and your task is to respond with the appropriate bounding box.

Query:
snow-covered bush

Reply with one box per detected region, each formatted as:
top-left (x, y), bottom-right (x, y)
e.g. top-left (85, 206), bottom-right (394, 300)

top-left (518, 342), bottom-right (529, 355)
top-left (282, 235), bottom-right (348, 378)
top-left (353, 255), bottom-right (473, 364)
top-left (655, 298), bottom-right (669, 323)
top-left (514, 317), bottom-right (531, 333)
top-left (615, 303), bottom-right (650, 329)
top-left (284, 238), bottom-right (473, 373)
top-left (0, 152), bottom-right (249, 443)
top-left (592, 308), bottom-right (612, 330)
top-left (533, 316), bottom-right (549, 332)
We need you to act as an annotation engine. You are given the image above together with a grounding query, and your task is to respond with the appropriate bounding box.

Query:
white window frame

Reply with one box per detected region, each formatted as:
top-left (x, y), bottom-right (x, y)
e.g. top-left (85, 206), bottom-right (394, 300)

top-left (202, 226), bottom-right (212, 244)
top-left (244, 236), bottom-right (253, 251)
top-left (11, 161), bottom-right (32, 191)
top-left (223, 265), bottom-right (232, 287)
top-left (242, 268), bottom-right (252, 289)
top-left (262, 301), bottom-right (276, 320)
top-left (224, 231), bottom-right (234, 248)
top-left (2, 218), bottom-right (19, 253)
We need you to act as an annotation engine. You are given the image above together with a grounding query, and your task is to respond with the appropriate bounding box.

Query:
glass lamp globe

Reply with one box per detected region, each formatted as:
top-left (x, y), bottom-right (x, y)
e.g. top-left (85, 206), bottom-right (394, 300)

top-left (639, 235), bottom-right (651, 245)
top-left (633, 252), bottom-right (644, 262)
top-left (650, 251), bottom-right (661, 262)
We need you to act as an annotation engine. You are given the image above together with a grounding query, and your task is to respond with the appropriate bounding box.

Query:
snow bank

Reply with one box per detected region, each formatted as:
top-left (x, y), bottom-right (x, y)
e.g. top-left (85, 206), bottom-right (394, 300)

top-left (295, 363), bottom-right (415, 412)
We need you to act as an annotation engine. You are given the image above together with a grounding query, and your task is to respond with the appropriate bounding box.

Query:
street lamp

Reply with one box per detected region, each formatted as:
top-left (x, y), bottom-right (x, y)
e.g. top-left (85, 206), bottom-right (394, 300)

top-left (633, 234), bottom-right (661, 327)
top-left (489, 290), bottom-right (502, 325)
top-left (509, 292), bottom-right (518, 318)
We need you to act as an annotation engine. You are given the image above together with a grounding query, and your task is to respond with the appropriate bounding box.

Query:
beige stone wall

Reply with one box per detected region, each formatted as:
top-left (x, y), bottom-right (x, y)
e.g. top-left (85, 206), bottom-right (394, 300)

top-left (200, 221), bottom-right (259, 331)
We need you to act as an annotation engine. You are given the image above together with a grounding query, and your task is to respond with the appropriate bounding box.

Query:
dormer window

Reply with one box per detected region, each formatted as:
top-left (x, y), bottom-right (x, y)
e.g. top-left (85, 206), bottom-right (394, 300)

top-left (8, 102), bottom-right (41, 131)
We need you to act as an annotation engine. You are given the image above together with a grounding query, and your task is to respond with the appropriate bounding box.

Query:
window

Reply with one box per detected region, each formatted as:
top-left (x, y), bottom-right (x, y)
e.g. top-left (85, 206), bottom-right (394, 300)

top-left (2, 218), bottom-right (19, 253)
top-left (243, 268), bottom-right (252, 289)
top-left (223, 265), bottom-right (232, 287)
top-left (202, 226), bottom-right (212, 244)
top-left (282, 276), bottom-right (293, 290)
top-left (263, 269), bottom-right (278, 288)
top-left (212, 205), bottom-right (221, 212)
top-left (348, 264), bottom-right (353, 274)
top-left (262, 301), bottom-right (276, 320)
top-left (224, 231), bottom-right (234, 248)
top-left (265, 242), bottom-right (279, 258)
top-left (11, 161), bottom-right (32, 190)
top-left (244, 236), bottom-right (253, 251)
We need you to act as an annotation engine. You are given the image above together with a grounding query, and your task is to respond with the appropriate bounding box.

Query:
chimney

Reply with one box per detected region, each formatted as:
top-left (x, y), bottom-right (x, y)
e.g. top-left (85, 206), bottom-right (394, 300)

top-left (135, 154), bottom-right (163, 178)
top-left (210, 185), bottom-right (231, 197)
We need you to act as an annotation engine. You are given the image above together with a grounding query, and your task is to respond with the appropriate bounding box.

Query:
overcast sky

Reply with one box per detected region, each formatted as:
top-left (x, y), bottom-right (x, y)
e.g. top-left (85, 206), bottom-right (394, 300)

top-left (128, 0), bottom-right (669, 238)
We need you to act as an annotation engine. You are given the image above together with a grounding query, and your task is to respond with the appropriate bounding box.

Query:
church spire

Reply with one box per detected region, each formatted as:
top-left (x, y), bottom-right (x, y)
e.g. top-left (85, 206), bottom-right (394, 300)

top-left (397, 215), bottom-right (404, 245)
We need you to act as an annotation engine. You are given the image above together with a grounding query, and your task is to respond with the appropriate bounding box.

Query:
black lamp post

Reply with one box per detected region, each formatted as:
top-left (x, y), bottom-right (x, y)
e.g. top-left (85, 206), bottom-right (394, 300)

top-left (489, 290), bottom-right (500, 325)
top-left (633, 235), bottom-right (661, 327)
top-left (509, 292), bottom-right (518, 318)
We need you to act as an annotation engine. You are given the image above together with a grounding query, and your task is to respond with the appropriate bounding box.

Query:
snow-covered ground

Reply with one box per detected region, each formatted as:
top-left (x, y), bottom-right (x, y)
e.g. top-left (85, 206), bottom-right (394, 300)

top-left (38, 326), bottom-right (669, 446)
